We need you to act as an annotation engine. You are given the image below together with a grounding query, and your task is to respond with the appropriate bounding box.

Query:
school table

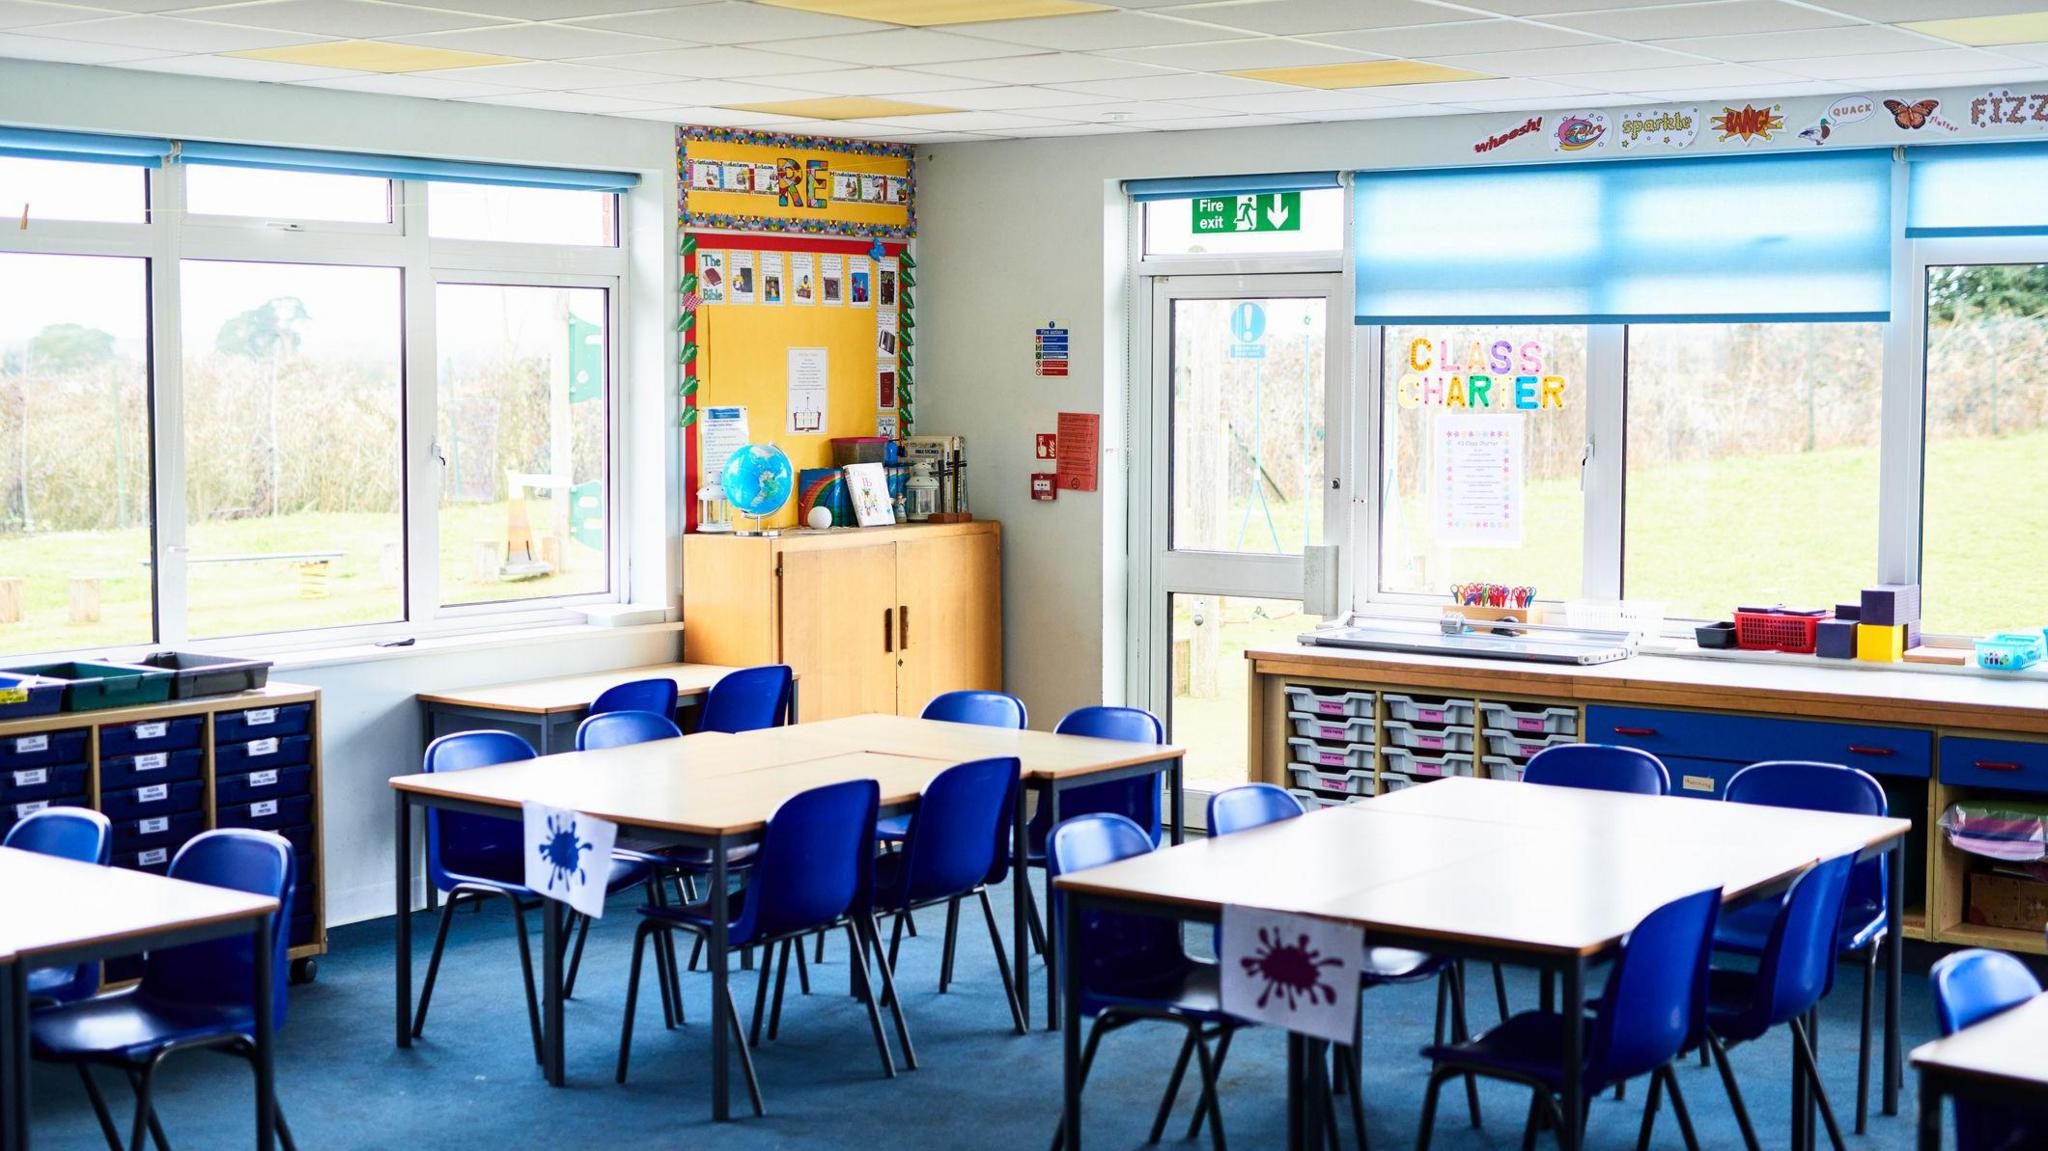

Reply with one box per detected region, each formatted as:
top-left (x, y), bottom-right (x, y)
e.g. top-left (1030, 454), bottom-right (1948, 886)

top-left (415, 662), bottom-right (769, 754)
top-left (1911, 993), bottom-right (2048, 1150)
top-left (0, 846), bottom-right (281, 1151)
top-left (1051, 777), bottom-right (1909, 1151)
top-left (387, 715), bottom-right (1184, 1118)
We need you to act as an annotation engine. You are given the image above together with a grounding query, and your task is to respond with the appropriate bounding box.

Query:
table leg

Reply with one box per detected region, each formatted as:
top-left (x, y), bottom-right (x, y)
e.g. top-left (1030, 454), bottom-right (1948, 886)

top-left (1286, 1033), bottom-right (1306, 1150)
top-left (710, 837), bottom-right (731, 1120)
top-left (1168, 756), bottom-right (1185, 846)
top-left (1916, 1078), bottom-right (1941, 1151)
top-left (1044, 781), bottom-right (1063, 1031)
top-left (1012, 779), bottom-right (1030, 1023)
top-left (787, 680), bottom-right (800, 724)
top-left (253, 914), bottom-right (277, 1151)
top-left (1059, 890), bottom-right (1082, 1151)
top-left (1885, 839), bottom-right (1904, 1117)
top-left (1561, 958), bottom-right (1584, 1151)
top-left (394, 792), bottom-right (413, 1050)
top-left (537, 717), bottom-right (554, 757)
top-left (542, 899), bottom-right (564, 1086)
top-left (415, 704), bottom-right (438, 916)
top-left (3, 960), bottom-right (26, 1151)
top-left (1793, 1011), bottom-right (1809, 1151)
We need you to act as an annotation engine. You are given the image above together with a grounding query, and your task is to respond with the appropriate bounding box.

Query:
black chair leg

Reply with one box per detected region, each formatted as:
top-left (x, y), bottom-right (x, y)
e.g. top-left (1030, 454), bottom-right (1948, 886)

top-left (1635, 1065), bottom-right (1665, 1151)
top-left (1447, 965), bottom-right (1482, 1129)
top-left (794, 938), bottom-right (811, 995)
top-left (720, 983), bottom-right (766, 1117)
top-left (1021, 878), bottom-right (1047, 956)
top-left (843, 923), bottom-right (896, 1078)
top-left (769, 938), bottom-right (793, 1041)
top-left (275, 1103), bottom-right (301, 1151)
top-left (76, 1065), bottom-right (123, 1151)
top-left (1792, 1018), bottom-right (1848, 1151)
top-left (1187, 1028), bottom-right (1235, 1141)
top-left (1856, 940), bottom-right (1876, 1135)
top-left (974, 887), bottom-right (1027, 1034)
top-left (1414, 1069), bottom-right (1448, 1151)
top-left (123, 1064), bottom-right (165, 1151)
top-left (1663, 1065), bottom-right (1701, 1151)
top-left (509, 898), bottom-right (545, 1065)
top-left (815, 928), bottom-right (827, 964)
top-left (1335, 1043), bottom-right (1369, 1151)
top-left (410, 894), bottom-right (460, 1038)
top-left (1147, 1031), bottom-right (1199, 1144)
top-left (1707, 1032), bottom-right (1763, 1151)
top-left (1492, 961), bottom-right (1510, 1022)
top-left (1518, 1093), bottom-right (1544, 1151)
top-left (563, 910), bottom-right (592, 999)
top-left (749, 939), bottom-right (774, 1048)
top-left (866, 915), bottom-right (918, 1071)
top-left (939, 897), bottom-right (961, 993)
top-left (1050, 1017), bottom-right (1111, 1151)
top-left (616, 921), bottom-right (652, 1083)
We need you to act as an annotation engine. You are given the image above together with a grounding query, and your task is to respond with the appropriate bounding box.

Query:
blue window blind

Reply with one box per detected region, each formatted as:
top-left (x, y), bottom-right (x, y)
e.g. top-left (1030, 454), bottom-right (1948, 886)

top-left (1128, 171), bottom-right (1339, 202)
top-left (1906, 144), bottom-right (2048, 237)
top-left (0, 127), bottom-right (172, 167)
top-left (1353, 151), bottom-right (1893, 325)
top-left (177, 141), bottom-right (638, 192)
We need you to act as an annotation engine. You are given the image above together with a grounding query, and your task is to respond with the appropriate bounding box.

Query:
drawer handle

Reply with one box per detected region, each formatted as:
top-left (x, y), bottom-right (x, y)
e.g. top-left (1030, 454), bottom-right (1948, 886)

top-left (1975, 760), bottom-right (2022, 772)
top-left (1612, 726), bottom-right (1656, 737)
top-left (1847, 745), bottom-right (1894, 757)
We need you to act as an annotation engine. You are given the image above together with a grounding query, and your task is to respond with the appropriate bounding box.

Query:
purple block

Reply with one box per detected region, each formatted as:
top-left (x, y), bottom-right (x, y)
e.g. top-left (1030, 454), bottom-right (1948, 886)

top-left (1834, 602), bottom-right (1862, 622)
top-left (1861, 584), bottom-right (1921, 627)
top-left (1816, 619), bottom-right (1859, 659)
top-left (1904, 620), bottom-right (1922, 650)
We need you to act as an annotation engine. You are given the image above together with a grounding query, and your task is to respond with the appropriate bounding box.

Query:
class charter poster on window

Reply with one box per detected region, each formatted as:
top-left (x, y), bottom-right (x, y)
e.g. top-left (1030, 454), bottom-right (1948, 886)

top-left (1432, 414), bottom-right (1523, 547)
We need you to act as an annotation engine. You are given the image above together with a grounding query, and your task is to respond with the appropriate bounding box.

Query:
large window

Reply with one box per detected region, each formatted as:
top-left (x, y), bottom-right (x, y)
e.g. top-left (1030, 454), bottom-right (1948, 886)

top-left (0, 157), bottom-right (146, 224)
top-left (429, 184), bottom-right (616, 247)
top-left (184, 167), bottom-right (390, 224)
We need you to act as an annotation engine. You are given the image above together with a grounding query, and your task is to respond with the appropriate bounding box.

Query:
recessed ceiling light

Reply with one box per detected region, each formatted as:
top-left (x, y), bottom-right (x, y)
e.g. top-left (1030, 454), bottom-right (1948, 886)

top-left (1102, 111), bottom-right (1133, 122)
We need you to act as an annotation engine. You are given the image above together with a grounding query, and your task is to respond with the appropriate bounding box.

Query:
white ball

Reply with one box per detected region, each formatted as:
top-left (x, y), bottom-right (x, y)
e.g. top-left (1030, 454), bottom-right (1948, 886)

top-left (807, 506), bottom-right (834, 531)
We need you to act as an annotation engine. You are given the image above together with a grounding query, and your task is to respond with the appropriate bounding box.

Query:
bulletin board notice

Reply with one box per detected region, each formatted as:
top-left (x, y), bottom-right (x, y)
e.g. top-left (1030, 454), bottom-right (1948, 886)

top-left (1057, 411), bottom-right (1099, 492)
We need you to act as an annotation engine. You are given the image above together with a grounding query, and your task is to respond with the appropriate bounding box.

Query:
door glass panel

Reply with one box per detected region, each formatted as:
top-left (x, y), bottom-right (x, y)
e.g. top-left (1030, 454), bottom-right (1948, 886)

top-left (1170, 593), bottom-right (1309, 794)
top-left (1170, 297), bottom-right (1325, 555)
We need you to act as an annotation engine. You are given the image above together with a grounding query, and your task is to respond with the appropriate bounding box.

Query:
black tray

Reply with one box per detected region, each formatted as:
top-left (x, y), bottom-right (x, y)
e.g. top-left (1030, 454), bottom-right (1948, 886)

top-left (136, 652), bottom-right (273, 699)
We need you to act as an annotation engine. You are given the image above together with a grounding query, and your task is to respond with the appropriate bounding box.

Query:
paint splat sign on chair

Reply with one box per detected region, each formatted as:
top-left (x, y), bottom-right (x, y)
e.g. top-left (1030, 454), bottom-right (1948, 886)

top-left (523, 802), bottom-right (617, 919)
top-left (1220, 906), bottom-right (1363, 1043)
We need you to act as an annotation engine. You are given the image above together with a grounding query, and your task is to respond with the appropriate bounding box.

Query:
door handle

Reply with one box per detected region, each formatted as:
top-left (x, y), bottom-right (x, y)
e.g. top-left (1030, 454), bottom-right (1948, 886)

top-left (898, 604), bottom-right (909, 651)
top-left (884, 608), bottom-right (894, 654)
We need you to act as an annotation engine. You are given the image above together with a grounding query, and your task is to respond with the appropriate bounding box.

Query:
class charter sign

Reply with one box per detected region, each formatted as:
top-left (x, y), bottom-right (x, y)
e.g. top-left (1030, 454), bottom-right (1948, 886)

top-left (524, 801), bottom-right (619, 919)
top-left (1220, 905), bottom-right (1365, 1044)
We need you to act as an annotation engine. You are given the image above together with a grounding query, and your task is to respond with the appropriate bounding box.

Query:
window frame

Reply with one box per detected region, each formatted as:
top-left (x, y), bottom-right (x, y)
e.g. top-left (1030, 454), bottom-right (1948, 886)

top-left (178, 165), bottom-right (400, 235)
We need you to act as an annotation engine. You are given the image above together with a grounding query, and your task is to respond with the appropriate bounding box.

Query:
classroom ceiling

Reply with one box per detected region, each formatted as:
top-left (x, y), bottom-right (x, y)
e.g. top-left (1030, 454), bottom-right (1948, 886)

top-left (6, 0), bottom-right (2048, 141)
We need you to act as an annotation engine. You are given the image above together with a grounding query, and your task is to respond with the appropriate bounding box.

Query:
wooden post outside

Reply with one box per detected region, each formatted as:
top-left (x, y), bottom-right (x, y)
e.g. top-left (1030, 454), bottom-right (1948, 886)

top-left (0, 577), bottom-right (23, 623)
top-left (69, 576), bottom-right (100, 624)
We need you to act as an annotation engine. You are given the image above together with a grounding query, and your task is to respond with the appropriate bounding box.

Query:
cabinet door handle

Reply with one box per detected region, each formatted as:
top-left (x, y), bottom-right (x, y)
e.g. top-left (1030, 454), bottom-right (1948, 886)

top-left (1847, 745), bottom-right (1894, 757)
top-left (898, 604), bottom-right (909, 651)
top-left (884, 608), bottom-right (894, 654)
top-left (1612, 726), bottom-right (1657, 737)
top-left (1975, 760), bottom-right (2021, 772)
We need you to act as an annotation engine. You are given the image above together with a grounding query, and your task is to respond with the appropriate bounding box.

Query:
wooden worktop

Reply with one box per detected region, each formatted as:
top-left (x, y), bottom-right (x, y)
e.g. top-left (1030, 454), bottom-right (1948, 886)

top-left (1247, 642), bottom-right (2048, 734)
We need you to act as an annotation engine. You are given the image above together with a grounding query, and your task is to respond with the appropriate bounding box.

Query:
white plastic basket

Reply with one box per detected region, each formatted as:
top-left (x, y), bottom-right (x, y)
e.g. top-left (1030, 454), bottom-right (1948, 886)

top-left (1383, 719), bottom-right (1476, 754)
top-left (1286, 764), bottom-right (1378, 797)
top-left (1378, 772), bottom-right (1420, 793)
top-left (1383, 693), bottom-right (1477, 726)
top-left (1483, 755), bottom-right (1528, 782)
top-left (1288, 712), bottom-right (1375, 744)
top-left (1563, 599), bottom-right (1666, 639)
top-left (1381, 747), bottom-right (1480, 778)
top-left (1287, 737), bottom-right (1374, 772)
top-left (1478, 701), bottom-right (1578, 737)
top-left (1482, 730), bottom-right (1577, 759)
top-left (1287, 787), bottom-right (1370, 811)
top-left (1283, 685), bottom-right (1376, 719)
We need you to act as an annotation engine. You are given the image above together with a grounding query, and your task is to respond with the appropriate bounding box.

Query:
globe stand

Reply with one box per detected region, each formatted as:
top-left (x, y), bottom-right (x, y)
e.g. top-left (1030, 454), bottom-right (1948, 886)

top-left (734, 511), bottom-right (780, 538)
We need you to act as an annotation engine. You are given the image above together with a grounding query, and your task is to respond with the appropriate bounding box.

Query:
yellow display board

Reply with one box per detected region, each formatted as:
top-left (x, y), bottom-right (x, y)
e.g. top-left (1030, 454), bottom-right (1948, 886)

top-left (679, 127), bottom-right (914, 239)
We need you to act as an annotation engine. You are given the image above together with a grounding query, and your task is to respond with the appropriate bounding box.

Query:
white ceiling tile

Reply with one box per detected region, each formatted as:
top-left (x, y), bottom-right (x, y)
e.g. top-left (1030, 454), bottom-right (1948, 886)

top-left (185, 0), bottom-right (508, 37)
top-left (735, 65), bottom-right (997, 95)
top-left (1049, 70), bottom-right (1288, 99)
top-left (1473, 0), bottom-right (1720, 13)
top-left (468, 88), bottom-right (668, 111)
top-left (1783, 46), bottom-right (2015, 79)
top-left (435, 0), bottom-right (709, 17)
top-left (997, 121), bottom-right (1146, 136)
top-left (1557, 62), bottom-right (1803, 92)
top-left (1023, 99), bottom-right (1221, 121)
top-left (765, 28), bottom-right (1038, 65)
top-left (1169, 87), bottom-right (1403, 113)
top-left (1184, 0), bottom-right (1475, 36)
top-left (394, 22), bottom-right (676, 59)
top-left (950, 10), bottom-right (1253, 51)
top-left (1098, 35), bottom-right (1367, 71)
top-left (1458, 93), bottom-right (1585, 111)
top-left (1802, 0), bottom-right (2043, 19)
top-left (573, 0), bottom-right (886, 44)
top-left (1992, 41), bottom-right (2048, 64)
top-left (905, 83), bottom-right (1120, 109)
top-left (900, 131), bottom-right (998, 141)
top-left (857, 109), bottom-right (1062, 131)
top-left (660, 104), bottom-right (814, 125)
top-left (30, 12), bottom-right (322, 48)
top-left (1545, 1), bottom-right (1852, 40)
top-left (1648, 24), bottom-right (1935, 62)
top-left (124, 50), bottom-right (359, 78)
top-left (0, 26), bottom-right (174, 57)
top-left (1283, 102), bottom-right (1465, 119)
top-left (903, 50), bottom-right (1172, 83)
top-left (571, 43), bottom-right (833, 77)
top-left (418, 58), bottom-right (672, 87)
top-left (1635, 79), bottom-right (1863, 99)
top-left (296, 69), bottom-right (525, 96)
top-left (0, 1), bottom-right (109, 31)
top-left (1428, 41), bottom-right (1704, 76)
top-left (47, 0), bottom-right (196, 10)
top-left (576, 76), bottom-right (813, 102)
top-left (1828, 66), bottom-right (2048, 88)
top-left (1357, 75), bottom-right (1595, 102)
top-left (1309, 19), bottom-right (1597, 57)
top-left (818, 124), bottom-right (935, 140)
top-left (1150, 113), bottom-right (1280, 130)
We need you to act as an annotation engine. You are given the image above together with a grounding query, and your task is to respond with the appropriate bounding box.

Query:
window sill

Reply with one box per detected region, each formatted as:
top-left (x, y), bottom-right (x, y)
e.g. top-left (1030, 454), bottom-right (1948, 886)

top-left (1639, 637), bottom-right (2045, 682)
top-left (266, 617), bottom-right (683, 675)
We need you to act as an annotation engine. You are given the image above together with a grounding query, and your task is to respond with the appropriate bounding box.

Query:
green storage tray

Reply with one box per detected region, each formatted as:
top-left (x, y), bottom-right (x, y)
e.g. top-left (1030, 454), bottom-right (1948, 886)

top-left (2, 661), bottom-right (174, 711)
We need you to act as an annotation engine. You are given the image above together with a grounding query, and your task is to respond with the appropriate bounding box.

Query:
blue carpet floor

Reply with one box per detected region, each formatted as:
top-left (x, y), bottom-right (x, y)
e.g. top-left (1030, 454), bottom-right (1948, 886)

top-left (24, 881), bottom-right (1955, 1150)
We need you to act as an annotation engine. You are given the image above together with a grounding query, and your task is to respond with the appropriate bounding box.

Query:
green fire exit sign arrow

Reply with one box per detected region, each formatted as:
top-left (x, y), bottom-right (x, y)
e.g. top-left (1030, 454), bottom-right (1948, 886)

top-left (1192, 191), bottom-right (1300, 234)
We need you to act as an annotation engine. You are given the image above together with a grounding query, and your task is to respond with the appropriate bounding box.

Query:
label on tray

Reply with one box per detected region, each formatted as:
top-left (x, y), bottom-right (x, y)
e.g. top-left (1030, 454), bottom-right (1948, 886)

top-left (0, 688), bottom-right (27, 705)
top-left (14, 734), bottom-right (47, 754)
top-left (243, 708), bottom-right (277, 726)
top-left (138, 848), bottom-right (167, 866)
top-left (252, 799), bottom-right (277, 818)
top-left (1417, 707), bottom-right (1446, 723)
top-left (135, 721), bottom-right (168, 739)
top-left (248, 737), bottom-right (279, 757)
top-left (135, 752), bottom-right (168, 771)
top-left (1313, 699), bottom-right (1345, 715)
top-left (1681, 775), bottom-right (1716, 793)
top-left (1514, 716), bottom-right (1543, 732)
top-left (249, 769), bottom-right (278, 787)
top-left (15, 800), bottom-right (46, 816)
top-left (1415, 733), bottom-right (1446, 749)
top-left (140, 817), bottom-right (168, 835)
top-left (13, 768), bottom-right (45, 786)
top-left (137, 784), bottom-right (167, 803)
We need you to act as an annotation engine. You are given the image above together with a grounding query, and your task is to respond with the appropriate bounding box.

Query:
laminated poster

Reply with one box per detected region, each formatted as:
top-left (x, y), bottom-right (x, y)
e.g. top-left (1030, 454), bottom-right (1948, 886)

top-left (787, 346), bottom-right (828, 434)
top-left (729, 252), bottom-right (755, 306)
top-left (878, 258), bottom-right (898, 308)
top-left (761, 252), bottom-right (785, 307)
top-left (699, 252), bottom-right (727, 305)
top-left (849, 257), bottom-right (872, 308)
top-left (1432, 413), bottom-right (1523, 547)
top-left (700, 405), bottom-right (749, 477)
top-left (821, 255), bottom-right (844, 306)
top-left (791, 252), bottom-right (816, 306)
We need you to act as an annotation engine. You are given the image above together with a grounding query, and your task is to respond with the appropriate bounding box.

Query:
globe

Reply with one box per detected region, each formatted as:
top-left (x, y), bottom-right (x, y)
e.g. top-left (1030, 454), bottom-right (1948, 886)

top-left (720, 443), bottom-right (795, 521)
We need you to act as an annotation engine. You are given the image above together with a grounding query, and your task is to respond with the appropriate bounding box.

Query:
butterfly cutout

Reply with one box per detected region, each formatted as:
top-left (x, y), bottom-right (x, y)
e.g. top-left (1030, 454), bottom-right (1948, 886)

top-left (1885, 98), bottom-right (1940, 130)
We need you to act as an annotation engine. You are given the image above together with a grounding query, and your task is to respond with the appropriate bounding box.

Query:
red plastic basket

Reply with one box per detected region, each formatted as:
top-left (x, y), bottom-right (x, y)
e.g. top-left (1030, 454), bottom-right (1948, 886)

top-left (1734, 610), bottom-right (1827, 654)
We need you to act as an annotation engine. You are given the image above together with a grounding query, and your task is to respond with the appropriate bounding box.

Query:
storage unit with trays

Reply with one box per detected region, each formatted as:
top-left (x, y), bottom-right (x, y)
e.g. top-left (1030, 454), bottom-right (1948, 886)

top-left (1268, 682), bottom-right (1578, 804)
top-left (1478, 700), bottom-right (1580, 782)
top-left (1283, 684), bottom-right (1378, 810)
top-left (0, 682), bottom-right (326, 985)
top-left (1930, 731), bottom-right (2048, 957)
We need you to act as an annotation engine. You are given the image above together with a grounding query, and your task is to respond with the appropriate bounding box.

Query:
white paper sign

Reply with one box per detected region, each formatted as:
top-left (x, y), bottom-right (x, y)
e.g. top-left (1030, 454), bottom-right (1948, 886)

top-left (1219, 905), bottom-right (1363, 1045)
top-left (787, 347), bottom-right (829, 434)
top-left (729, 252), bottom-right (756, 306)
top-left (701, 405), bottom-right (750, 478)
top-left (791, 252), bottom-right (816, 306)
top-left (1432, 413), bottom-right (1524, 547)
top-left (699, 251), bottom-right (727, 305)
top-left (522, 801), bottom-right (617, 919)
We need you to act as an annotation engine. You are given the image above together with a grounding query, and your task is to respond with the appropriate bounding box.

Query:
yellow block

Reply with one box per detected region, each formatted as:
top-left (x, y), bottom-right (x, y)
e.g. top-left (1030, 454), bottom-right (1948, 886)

top-left (1856, 623), bottom-right (1905, 662)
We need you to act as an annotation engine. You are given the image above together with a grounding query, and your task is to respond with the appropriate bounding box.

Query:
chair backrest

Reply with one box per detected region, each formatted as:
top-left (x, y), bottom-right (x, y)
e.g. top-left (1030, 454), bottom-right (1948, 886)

top-left (1742, 853), bottom-right (1857, 1034)
top-left (575, 710), bottom-right (682, 751)
top-left (143, 829), bottom-right (296, 1026)
top-left (1207, 783), bottom-right (1304, 837)
top-left (1726, 760), bottom-right (1888, 935)
top-left (922, 690), bottom-right (1028, 729)
top-left (1048, 813), bottom-right (1186, 1003)
top-left (589, 678), bottom-right (679, 719)
top-left (1042, 707), bottom-right (1167, 844)
top-left (1931, 949), bottom-right (2042, 1035)
top-left (737, 778), bottom-right (878, 941)
top-left (4, 806), bottom-right (111, 864)
top-left (422, 730), bottom-right (535, 888)
top-left (898, 757), bottom-right (1019, 906)
top-left (699, 664), bottom-right (794, 733)
top-left (1523, 743), bottom-right (1670, 796)
top-left (1587, 886), bottom-right (1721, 1084)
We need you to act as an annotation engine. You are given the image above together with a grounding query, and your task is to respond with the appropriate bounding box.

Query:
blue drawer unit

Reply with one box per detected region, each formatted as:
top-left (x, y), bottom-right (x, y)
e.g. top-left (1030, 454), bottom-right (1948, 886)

top-left (1586, 704), bottom-right (1932, 779)
top-left (0, 761), bottom-right (88, 804)
top-left (115, 844), bottom-right (175, 874)
top-left (214, 702), bottom-right (311, 743)
top-left (217, 795), bottom-right (313, 832)
top-left (111, 809), bottom-right (204, 852)
top-left (98, 715), bottom-right (204, 758)
top-left (278, 825), bottom-right (314, 857)
top-left (215, 763), bottom-right (312, 804)
top-left (1941, 737), bottom-right (2048, 796)
top-left (215, 733), bottom-right (311, 775)
top-left (3, 793), bottom-right (89, 835)
top-left (100, 746), bottom-right (203, 791)
top-left (100, 778), bottom-right (204, 820)
top-left (0, 728), bottom-right (88, 771)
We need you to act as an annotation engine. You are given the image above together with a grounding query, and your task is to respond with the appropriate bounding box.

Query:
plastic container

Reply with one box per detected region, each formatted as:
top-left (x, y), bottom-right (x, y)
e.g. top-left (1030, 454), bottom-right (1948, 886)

top-left (1483, 755), bottom-right (1528, 783)
top-left (1286, 787), bottom-right (1367, 812)
top-left (216, 794), bottom-right (313, 831)
top-left (1381, 746), bottom-right (1480, 778)
top-left (215, 702), bottom-right (312, 743)
top-left (0, 761), bottom-right (88, 803)
top-left (1483, 730), bottom-right (1576, 759)
top-left (1286, 737), bottom-right (1374, 772)
top-left (1282, 685), bottom-right (1375, 719)
top-left (0, 672), bottom-right (66, 720)
top-left (0, 661), bottom-right (173, 711)
top-left (1563, 599), bottom-right (1666, 639)
top-left (1940, 800), bottom-right (2048, 865)
top-left (1383, 693), bottom-right (1475, 726)
top-left (111, 810), bottom-right (204, 852)
top-left (215, 733), bottom-right (312, 774)
top-left (0, 728), bottom-right (88, 770)
top-left (1478, 701), bottom-right (1578, 736)
top-left (100, 747), bottom-right (203, 791)
top-left (1382, 719), bottom-right (1475, 754)
top-left (1378, 772), bottom-right (1420, 793)
top-left (1734, 609), bottom-right (1829, 655)
top-left (215, 763), bottom-right (313, 804)
top-left (99, 778), bottom-right (204, 820)
top-left (1287, 712), bottom-right (1374, 745)
top-left (1694, 622), bottom-right (1738, 650)
top-left (1285, 764), bottom-right (1378, 797)
top-left (135, 651), bottom-right (273, 699)
top-left (99, 715), bottom-right (204, 758)
top-left (1975, 633), bottom-right (2046, 673)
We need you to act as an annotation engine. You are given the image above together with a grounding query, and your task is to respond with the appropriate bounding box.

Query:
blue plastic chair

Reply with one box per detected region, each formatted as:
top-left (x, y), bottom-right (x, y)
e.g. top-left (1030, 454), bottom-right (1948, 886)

top-left (413, 730), bottom-right (655, 1063)
top-left (1416, 885), bottom-right (1723, 1151)
top-left (872, 757), bottom-right (1026, 1035)
top-left (876, 691), bottom-right (1028, 844)
top-left (1522, 742), bottom-right (1671, 795)
top-left (576, 709), bottom-right (682, 749)
top-left (1702, 853), bottom-right (1857, 1151)
top-left (697, 664), bottom-right (794, 733)
top-left (31, 828), bottom-right (300, 1151)
top-left (1930, 949), bottom-right (2044, 1151)
top-left (617, 778), bottom-right (903, 1112)
top-left (1206, 782), bottom-right (1304, 835)
top-left (588, 677), bottom-right (679, 721)
top-left (1716, 761), bottom-right (1891, 1132)
top-left (1022, 707), bottom-right (1168, 957)
top-left (5, 806), bottom-right (112, 1004)
top-left (1049, 813), bottom-right (1238, 1151)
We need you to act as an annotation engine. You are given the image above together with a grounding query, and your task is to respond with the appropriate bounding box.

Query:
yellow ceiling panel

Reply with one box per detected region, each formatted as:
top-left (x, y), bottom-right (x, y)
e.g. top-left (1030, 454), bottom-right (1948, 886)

top-left (757, 0), bottom-right (1106, 26)
top-left (1901, 11), bottom-right (2048, 45)
top-left (1229, 60), bottom-right (1494, 89)
top-left (720, 96), bottom-right (958, 119)
top-left (227, 41), bottom-right (523, 73)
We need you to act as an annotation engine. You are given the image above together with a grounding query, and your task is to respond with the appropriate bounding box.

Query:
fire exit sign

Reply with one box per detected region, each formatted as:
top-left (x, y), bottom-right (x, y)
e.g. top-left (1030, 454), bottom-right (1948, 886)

top-left (1192, 192), bottom-right (1300, 234)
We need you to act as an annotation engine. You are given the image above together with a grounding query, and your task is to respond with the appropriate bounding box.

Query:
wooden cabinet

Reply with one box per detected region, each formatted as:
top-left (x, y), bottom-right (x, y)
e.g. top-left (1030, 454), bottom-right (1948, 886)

top-left (683, 521), bottom-right (1002, 721)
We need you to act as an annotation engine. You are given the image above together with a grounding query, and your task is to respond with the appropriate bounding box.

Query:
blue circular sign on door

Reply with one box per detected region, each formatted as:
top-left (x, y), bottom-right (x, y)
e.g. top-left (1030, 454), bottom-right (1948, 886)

top-left (1230, 301), bottom-right (1266, 344)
